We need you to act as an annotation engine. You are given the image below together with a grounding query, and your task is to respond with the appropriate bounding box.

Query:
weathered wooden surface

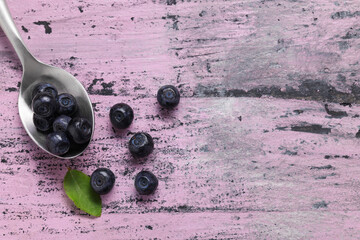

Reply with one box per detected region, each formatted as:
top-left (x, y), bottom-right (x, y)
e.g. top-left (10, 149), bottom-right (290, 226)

top-left (1, 0), bottom-right (360, 239)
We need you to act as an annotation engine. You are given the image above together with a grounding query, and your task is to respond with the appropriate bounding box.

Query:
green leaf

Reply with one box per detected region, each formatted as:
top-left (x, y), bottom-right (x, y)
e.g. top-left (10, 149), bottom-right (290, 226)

top-left (64, 169), bottom-right (102, 217)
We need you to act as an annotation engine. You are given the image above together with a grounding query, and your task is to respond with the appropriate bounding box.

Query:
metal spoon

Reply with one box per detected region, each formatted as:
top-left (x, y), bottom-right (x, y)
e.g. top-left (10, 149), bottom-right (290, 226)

top-left (0, 0), bottom-right (94, 159)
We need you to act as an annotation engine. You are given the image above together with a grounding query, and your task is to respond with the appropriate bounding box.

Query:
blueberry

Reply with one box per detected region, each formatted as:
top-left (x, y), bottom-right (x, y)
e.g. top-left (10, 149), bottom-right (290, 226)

top-left (129, 132), bottom-right (154, 157)
top-left (109, 103), bottom-right (134, 129)
top-left (33, 114), bottom-right (54, 132)
top-left (32, 82), bottom-right (58, 99)
top-left (157, 85), bottom-right (180, 108)
top-left (67, 117), bottom-right (92, 144)
top-left (32, 92), bottom-right (58, 118)
top-left (53, 115), bottom-right (72, 132)
top-left (135, 171), bottom-right (158, 195)
top-left (90, 168), bottom-right (116, 195)
top-left (57, 93), bottom-right (77, 116)
top-left (46, 131), bottom-right (70, 156)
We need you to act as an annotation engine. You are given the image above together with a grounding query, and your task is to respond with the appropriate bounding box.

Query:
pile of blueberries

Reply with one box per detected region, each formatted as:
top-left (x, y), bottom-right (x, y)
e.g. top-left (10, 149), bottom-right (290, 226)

top-left (32, 83), bottom-right (180, 196)
top-left (89, 85), bottom-right (180, 196)
top-left (90, 85), bottom-right (180, 196)
top-left (31, 83), bottom-right (92, 156)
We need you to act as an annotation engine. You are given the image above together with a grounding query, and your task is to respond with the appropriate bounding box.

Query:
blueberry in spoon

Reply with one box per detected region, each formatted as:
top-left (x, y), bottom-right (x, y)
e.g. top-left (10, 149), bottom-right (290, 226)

top-left (32, 82), bottom-right (58, 99)
top-left (53, 115), bottom-right (72, 132)
top-left (46, 131), bottom-right (70, 156)
top-left (32, 92), bottom-right (58, 118)
top-left (57, 93), bottom-right (77, 116)
top-left (67, 117), bottom-right (92, 144)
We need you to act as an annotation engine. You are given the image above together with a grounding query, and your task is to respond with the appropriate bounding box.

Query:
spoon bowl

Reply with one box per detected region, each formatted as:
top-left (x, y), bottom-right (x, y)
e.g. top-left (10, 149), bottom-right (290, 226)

top-left (0, 0), bottom-right (94, 159)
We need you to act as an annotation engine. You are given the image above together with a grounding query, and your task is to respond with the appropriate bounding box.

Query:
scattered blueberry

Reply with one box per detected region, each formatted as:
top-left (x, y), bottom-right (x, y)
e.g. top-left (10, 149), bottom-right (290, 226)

top-left (32, 92), bottom-right (58, 118)
top-left (32, 82), bottom-right (58, 99)
top-left (129, 132), bottom-right (154, 157)
top-left (46, 131), bottom-right (70, 156)
top-left (157, 85), bottom-right (180, 108)
top-left (33, 114), bottom-right (54, 132)
top-left (53, 115), bottom-right (72, 132)
top-left (135, 171), bottom-right (158, 195)
top-left (110, 103), bottom-right (134, 129)
top-left (67, 117), bottom-right (92, 144)
top-left (90, 168), bottom-right (116, 195)
top-left (57, 93), bottom-right (77, 116)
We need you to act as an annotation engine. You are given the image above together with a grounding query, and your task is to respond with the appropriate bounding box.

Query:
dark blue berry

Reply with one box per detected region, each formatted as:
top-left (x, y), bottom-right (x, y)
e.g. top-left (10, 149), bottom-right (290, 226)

top-left (57, 93), bottom-right (77, 116)
top-left (46, 131), bottom-right (70, 156)
top-left (32, 82), bottom-right (58, 99)
top-left (135, 171), bottom-right (158, 195)
top-left (67, 117), bottom-right (92, 144)
top-left (110, 103), bottom-right (134, 129)
top-left (33, 114), bottom-right (54, 132)
top-left (157, 85), bottom-right (180, 108)
top-left (32, 92), bottom-right (58, 118)
top-left (90, 168), bottom-right (116, 195)
top-left (129, 132), bottom-right (154, 157)
top-left (53, 115), bottom-right (72, 132)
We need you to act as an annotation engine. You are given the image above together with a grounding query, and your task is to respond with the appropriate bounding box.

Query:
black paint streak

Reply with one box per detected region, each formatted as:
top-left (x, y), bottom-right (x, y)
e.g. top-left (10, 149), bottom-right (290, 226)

top-left (162, 14), bottom-right (179, 30)
top-left (340, 102), bottom-right (352, 107)
top-left (310, 165), bottom-right (334, 170)
top-left (193, 80), bottom-right (360, 104)
top-left (9, 64), bottom-right (21, 70)
top-left (123, 167), bottom-right (131, 176)
top-left (5, 87), bottom-right (17, 92)
top-left (87, 78), bottom-right (116, 96)
top-left (338, 41), bottom-right (350, 50)
top-left (291, 124), bottom-right (331, 134)
top-left (21, 26), bottom-right (28, 33)
top-left (104, 204), bottom-right (261, 214)
top-left (78, 6), bottom-right (84, 13)
top-left (206, 62), bottom-right (211, 73)
top-left (199, 10), bottom-right (206, 17)
top-left (342, 28), bottom-right (360, 39)
top-left (315, 173), bottom-right (336, 180)
top-left (66, 62), bottom-right (74, 68)
top-left (293, 109), bottom-right (304, 114)
top-left (199, 145), bottom-right (209, 152)
top-left (324, 155), bottom-right (349, 159)
top-left (315, 176), bottom-right (327, 180)
top-left (324, 104), bottom-right (348, 118)
top-left (356, 130), bottom-right (360, 138)
top-left (91, 102), bottom-right (100, 112)
top-left (331, 11), bottom-right (360, 19)
top-left (283, 150), bottom-right (297, 156)
top-left (134, 85), bottom-right (145, 91)
top-left (166, 0), bottom-right (176, 5)
top-left (33, 21), bottom-right (52, 34)
top-left (313, 201), bottom-right (328, 209)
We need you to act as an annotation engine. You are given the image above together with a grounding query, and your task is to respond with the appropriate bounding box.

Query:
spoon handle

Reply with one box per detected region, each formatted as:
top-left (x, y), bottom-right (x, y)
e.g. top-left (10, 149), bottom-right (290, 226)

top-left (0, 0), bottom-right (34, 66)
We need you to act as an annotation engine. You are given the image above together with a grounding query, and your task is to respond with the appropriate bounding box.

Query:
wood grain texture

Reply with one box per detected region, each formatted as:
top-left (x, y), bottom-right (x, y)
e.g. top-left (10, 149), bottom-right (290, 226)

top-left (1, 0), bottom-right (360, 239)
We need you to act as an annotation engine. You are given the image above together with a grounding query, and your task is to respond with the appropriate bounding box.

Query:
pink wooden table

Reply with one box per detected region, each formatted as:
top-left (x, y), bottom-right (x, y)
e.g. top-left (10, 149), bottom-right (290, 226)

top-left (1, 0), bottom-right (360, 239)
